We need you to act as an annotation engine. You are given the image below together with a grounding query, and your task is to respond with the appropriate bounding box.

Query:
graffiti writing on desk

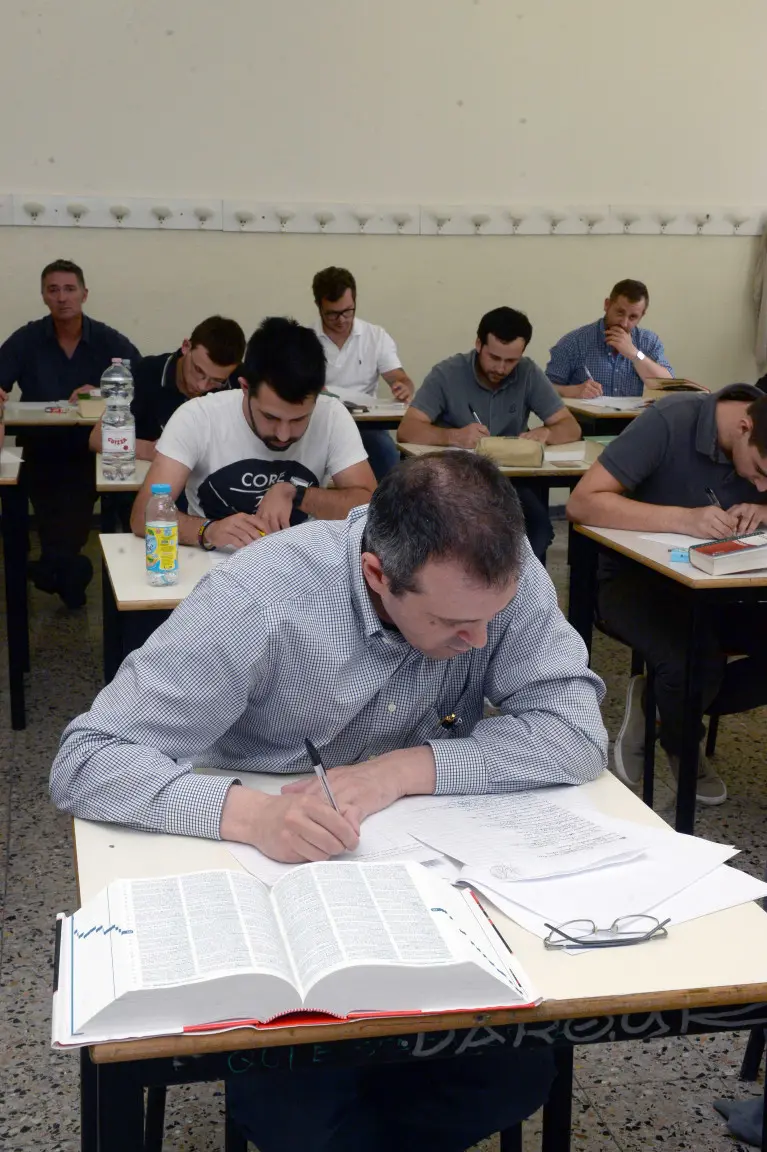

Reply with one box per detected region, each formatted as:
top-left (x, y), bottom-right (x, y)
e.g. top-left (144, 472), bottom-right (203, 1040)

top-left (223, 1003), bottom-right (767, 1075)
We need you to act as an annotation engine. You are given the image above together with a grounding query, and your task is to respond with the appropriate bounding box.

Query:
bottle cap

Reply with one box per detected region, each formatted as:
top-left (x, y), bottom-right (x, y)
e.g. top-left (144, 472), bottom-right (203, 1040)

top-left (150, 483), bottom-right (172, 495)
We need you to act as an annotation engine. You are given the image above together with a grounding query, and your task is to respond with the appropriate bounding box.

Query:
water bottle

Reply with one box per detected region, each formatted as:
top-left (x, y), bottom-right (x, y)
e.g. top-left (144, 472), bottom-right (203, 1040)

top-left (145, 483), bottom-right (179, 586)
top-left (101, 358), bottom-right (136, 481)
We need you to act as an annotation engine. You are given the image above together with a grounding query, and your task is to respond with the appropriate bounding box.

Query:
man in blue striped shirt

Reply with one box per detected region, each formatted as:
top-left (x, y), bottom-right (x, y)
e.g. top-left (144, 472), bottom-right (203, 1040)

top-left (546, 279), bottom-right (674, 399)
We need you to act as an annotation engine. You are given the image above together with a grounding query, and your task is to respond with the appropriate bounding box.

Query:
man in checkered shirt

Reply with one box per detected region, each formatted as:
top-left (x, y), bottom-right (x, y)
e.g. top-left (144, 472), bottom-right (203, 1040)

top-left (52, 452), bottom-right (607, 1152)
top-left (546, 278), bottom-right (674, 399)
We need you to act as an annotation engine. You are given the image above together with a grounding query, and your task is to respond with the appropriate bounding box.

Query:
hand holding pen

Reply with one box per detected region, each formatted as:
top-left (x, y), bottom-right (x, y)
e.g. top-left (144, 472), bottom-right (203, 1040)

top-left (684, 488), bottom-right (738, 539)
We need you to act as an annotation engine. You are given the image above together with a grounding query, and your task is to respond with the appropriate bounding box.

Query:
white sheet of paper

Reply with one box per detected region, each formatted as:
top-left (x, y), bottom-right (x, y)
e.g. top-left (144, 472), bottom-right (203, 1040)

top-left (461, 821), bottom-right (737, 925)
top-left (578, 396), bottom-right (649, 411)
top-left (473, 863), bottom-right (767, 947)
top-left (640, 533), bottom-right (710, 548)
top-left (404, 792), bottom-right (649, 880)
top-left (544, 446), bottom-right (587, 463)
top-left (0, 448), bottom-right (23, 464)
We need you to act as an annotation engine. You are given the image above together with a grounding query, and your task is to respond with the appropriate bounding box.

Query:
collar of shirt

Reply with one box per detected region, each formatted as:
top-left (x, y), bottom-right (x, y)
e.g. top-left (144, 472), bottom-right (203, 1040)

top-left (695, 383), bottom-right (762, 465)
top-left (346, 507), bottom-right (392, 641)
top-left (43, 313), bottom-right (93, 345)
top-left (315, 317), bottom-right (363, 352)
top-left (470, 349), bottom-right (518, 393)
top-left (161, 350), bottom-right (183, 390)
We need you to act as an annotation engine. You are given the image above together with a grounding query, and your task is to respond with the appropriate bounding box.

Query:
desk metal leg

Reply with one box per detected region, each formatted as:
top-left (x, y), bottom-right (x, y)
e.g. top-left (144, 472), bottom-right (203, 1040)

top-left (2, 484), bottom-right (29, 729)
top-left (80, 1048), bottom-right (98, 1152)
top-left (567, 532), bottom-right (597, 659)
top-left (541, 1047), bottom-right (574, 1152)
top-left (102, 558), bottom-right (123, 683)
top-left (95, 1061), bottom-right (145, 1151)
top-left (676, 600), bottom-right (705, 834)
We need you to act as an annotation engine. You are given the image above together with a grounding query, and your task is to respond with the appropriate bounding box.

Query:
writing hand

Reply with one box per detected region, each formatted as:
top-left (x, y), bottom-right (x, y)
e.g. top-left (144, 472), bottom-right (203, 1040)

top-left (204, 513), bottom-right (266, 550)
top-left (450, 422), bottom-right (490, 449)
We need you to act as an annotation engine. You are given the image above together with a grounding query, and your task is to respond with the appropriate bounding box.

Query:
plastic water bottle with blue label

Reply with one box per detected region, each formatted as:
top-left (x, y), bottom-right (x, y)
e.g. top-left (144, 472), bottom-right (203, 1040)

top-left (145, 483), bottom-right (179, 586)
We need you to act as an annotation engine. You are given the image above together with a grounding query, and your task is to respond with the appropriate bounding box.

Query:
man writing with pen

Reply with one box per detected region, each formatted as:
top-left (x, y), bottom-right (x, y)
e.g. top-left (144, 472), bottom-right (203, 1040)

top-left (52, 450), bottom-right (606, 1152)
top-left (397, 306), bottom-right (581, 562)
top-left (567, 383), bottom-right (767, 806)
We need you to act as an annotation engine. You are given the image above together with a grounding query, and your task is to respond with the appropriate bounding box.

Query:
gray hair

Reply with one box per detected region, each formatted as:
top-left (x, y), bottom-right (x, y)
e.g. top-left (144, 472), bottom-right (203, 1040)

top-left (363, 452), bottom-right (526, 595)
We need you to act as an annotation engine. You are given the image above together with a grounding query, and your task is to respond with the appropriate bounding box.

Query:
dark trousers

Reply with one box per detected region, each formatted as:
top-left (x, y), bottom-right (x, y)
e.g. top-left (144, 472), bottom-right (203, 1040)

top-left (512, 480), bottom-right (554, 563)
top-left (227, 1046), bottom-right (555, 1152)
top-left (598, 567), bottom-right (767, 754)
top-left (360, 428), bottom-right (400, 480)
top-left (19, 428), bottom-right (96, 557)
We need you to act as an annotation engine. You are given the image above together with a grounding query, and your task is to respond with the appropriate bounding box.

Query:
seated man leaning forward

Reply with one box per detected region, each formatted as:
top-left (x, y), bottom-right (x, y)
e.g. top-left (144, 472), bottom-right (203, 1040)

top-left (567, 384), bottom-right (767, 807)
top-left (546, 278), bottom-right (673, 400)
top-left (52, 452), bottom-right (607, 1152)
top-left (129, 316), bottom-right (376, 549)
top-left (397, 306), bottom-right (581, 562)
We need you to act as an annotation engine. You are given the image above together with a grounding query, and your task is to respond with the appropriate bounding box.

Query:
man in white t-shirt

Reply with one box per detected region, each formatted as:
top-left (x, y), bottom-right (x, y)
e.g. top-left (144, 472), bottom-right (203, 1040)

top-left (312, 266), bottom-right (415, 479)
top-left (130, 317), bottom-right (376, 550)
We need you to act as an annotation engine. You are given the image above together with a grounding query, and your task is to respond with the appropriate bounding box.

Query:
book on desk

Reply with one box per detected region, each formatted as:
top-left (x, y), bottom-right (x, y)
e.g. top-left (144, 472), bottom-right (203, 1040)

top-left (52, 861), bottom-right (539, 1048)
top-left (689, 531), bottom-right (767, 575)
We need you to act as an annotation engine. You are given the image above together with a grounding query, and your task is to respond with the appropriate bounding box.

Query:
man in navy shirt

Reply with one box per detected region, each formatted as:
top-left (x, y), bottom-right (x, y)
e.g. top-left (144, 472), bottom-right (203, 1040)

top-left (89, 315), bottom-right (245, 461)
top-left (0, 260), bottom-right (140, 607)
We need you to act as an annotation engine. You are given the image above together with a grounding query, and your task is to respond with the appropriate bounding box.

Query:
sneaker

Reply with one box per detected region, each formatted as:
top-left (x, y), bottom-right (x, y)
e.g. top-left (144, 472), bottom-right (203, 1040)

top-left (614, 675), bottom-right (646, 788)
top-left (667, 745), bottom-right (728, 806)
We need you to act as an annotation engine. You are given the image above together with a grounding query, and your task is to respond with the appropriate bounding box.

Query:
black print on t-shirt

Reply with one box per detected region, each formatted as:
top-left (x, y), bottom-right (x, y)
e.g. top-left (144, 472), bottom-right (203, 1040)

top-left (197, 458), bottom-right (319, 524)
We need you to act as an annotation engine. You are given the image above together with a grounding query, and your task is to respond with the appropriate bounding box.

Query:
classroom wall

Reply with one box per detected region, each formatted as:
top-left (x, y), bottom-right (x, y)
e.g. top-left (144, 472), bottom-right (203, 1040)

top-left (1, 0), bottom-right (765, 387)
top-left (2, 0), bottom-right (767, 205)
top-left (0, 227), bottom-right (759, 389)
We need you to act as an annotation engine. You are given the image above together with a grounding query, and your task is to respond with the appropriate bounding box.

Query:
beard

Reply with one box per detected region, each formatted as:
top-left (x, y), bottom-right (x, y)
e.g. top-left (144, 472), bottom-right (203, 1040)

top-left (262, 436), bottom-right (300, 452)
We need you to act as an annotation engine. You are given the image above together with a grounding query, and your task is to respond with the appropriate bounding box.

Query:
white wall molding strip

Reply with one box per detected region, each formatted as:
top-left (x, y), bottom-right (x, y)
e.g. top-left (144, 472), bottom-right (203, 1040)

top-left (1, 195), bottom-right (764, 237)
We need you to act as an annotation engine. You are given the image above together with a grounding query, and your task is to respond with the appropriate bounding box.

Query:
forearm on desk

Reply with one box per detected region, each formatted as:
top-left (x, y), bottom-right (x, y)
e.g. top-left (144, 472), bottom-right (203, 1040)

top-left (567, 490), bottom-right (693, 532)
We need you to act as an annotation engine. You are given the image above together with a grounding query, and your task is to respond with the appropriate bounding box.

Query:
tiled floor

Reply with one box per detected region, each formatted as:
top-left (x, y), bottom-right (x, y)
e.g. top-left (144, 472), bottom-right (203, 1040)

top-left (0, 523), bottom-right (764, 1150)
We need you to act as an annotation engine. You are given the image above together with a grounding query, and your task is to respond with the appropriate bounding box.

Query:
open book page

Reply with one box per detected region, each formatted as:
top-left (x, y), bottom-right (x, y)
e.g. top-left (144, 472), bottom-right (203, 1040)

top-left (271, 862), bottom-right (460, 996)
top-left (122, 871), bottom-right (294, 990)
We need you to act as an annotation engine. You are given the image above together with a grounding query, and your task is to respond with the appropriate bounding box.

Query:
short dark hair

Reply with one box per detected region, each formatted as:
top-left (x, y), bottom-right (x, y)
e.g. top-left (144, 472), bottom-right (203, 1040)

top-left (476, 307), bottom-right (533, 348)
top-left (312, 267), bottom-right (357, 306)
top-left (748, 395), bottom-right (767, 454)
top-left (242, 317), bottom-right (326, 403)
top-left (189, 316), bottom-right (246, 367)
top-left (363, 453), bottom-right (527, 596)
top-left (609, 279), bottom-right (649, 307)
top-left (755, 372), bottom-right (767, 395)
top-left (41, 259), bottom-right (86, 289)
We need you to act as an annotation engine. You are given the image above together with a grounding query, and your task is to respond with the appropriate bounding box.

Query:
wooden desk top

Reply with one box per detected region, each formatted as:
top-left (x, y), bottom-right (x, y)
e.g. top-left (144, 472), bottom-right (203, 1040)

top-left (0, 447), bottom-right (23, 485)
top-left (399, 440), bottom-right (602, 478)
top-left (96, 455), bottom-right (151, 493)
top-left (73, 770), bottom-right (767, 1064)
top-left (3, 400), bottom-right (98, 426)
top-left (99, 533), bottom-right (220, 610)
top-left (352, 403), bottom-right (406, 423)
top-left (575, 524), bottom-right (767, 589)
top-left (564, 384), bottom-right (707, 421)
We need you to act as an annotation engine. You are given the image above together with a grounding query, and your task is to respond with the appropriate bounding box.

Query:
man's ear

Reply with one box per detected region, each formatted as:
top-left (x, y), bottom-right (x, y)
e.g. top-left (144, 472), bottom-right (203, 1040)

top-left (361, 551), bottom-right (388, 595)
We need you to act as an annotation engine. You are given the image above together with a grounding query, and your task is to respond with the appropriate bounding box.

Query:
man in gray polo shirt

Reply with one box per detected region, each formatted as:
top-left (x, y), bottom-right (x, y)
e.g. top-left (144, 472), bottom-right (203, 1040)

top-left (398, 307), bottom-right (581, 561)
top-left (567, 384), bottom-right (767, 805)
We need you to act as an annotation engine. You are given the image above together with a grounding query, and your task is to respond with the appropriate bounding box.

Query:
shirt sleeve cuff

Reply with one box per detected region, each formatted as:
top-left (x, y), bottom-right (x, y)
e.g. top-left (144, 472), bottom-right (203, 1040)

top-left (428, 737), bottom-right (489, 795)
top-left (160, 772), bottom-right (239, 839)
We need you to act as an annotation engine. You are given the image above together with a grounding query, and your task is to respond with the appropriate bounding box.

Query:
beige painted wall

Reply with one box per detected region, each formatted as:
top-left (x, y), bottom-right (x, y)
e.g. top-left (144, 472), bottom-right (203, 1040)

top-left (0, 227), bottom-right (759, 389)
top-left (2, 0), bottom-right (766, 205)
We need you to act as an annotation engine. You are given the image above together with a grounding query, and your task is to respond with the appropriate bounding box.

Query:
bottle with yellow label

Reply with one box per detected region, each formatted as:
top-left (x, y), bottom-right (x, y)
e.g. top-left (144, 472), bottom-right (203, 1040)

top-left (145, 483), bottom-right (179, 586)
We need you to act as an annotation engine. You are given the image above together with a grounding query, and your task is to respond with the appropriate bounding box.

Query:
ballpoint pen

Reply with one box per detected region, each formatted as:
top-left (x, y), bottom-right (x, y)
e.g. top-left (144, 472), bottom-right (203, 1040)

top-left (705, 486), bottom-right (722, 508)
top-left (304, 739), bottom-right (340, 812)
top-left (470, 407), bottom-right (482, 425)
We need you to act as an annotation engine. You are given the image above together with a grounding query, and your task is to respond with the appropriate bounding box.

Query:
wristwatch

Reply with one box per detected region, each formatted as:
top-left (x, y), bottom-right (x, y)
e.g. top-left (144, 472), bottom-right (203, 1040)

top-left (635, 350), bottom-right (646, 362)
top-left (292, 480), bottom-right (310, 510)
top-left (198, 519), bottom-right (216, 551)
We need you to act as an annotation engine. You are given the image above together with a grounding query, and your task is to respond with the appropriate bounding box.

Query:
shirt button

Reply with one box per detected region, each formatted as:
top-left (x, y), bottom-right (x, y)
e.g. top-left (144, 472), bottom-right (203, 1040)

top-left (387, 703), bottom-right (396, 713)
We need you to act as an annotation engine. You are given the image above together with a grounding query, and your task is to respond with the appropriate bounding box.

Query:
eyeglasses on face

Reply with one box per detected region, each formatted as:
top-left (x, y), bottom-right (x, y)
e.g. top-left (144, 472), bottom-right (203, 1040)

top-left (322, 306), bottom-right (356, 322)
top-left (189, 355), bottom-right (229, 388)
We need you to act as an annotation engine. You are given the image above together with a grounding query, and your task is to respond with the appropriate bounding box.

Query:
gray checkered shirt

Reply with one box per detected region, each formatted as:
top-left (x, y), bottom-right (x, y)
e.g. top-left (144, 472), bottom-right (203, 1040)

top-left (51, 507), bottom-right (607, 838)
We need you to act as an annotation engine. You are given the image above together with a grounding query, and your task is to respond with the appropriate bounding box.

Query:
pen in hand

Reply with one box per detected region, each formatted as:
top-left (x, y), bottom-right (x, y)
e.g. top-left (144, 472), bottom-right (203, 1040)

top-left (705, 487), bottom-right (722, 508)
top-left (470, 408), bottom-right (482, 425)
top-left (304, 739), bottom-right (340, 813)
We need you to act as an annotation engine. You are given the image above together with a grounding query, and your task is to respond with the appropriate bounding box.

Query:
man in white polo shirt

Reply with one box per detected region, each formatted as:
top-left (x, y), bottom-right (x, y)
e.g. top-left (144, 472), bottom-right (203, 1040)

top-left (312, 266), bottom-right (415, 478)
